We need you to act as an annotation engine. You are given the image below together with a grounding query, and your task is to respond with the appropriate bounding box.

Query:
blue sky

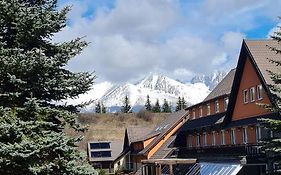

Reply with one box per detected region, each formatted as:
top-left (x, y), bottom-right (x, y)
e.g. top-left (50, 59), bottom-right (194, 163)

top-left (54, 0), bottom-right (281, 83)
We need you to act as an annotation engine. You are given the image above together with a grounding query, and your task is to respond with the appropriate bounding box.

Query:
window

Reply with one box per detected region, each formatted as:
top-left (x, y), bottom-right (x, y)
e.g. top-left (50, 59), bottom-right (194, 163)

top-left (207, 103), bottom-right (211, 115)
top-left (215, 100), bottom-right (219, 113)
top-left (242, 127), bottom-right (248, 144)
top-left (199, 106), bottom-right (203, 117)
top-left (257, 85), bottom-right (263, 100)
top-left (203, 132), bottom-right (207, 146)
top-left (192, 109), bottom-right (196, 119)
top-left (221, 130), bottom-right (225, 145)
top-left (91, 151), bottom-right (112, 158)
top-left (243, 89), bottom-right (248, 104)
top-left (90, 142), bottom-right (110, 149)
top-left (212, 132), bottom-right (216, 146)
top-left (196, 134), bottom-right (201, 147)
top-left (224, 97), bottom-right (229, 111)
top-left (256, 126), bottom-right (262, 142)
top-left (250, 87), bottom-right (255, 102)
top-left (187, 135), bottom-right (193, 147)
top-left (230, 129), bottom-right (236, 144)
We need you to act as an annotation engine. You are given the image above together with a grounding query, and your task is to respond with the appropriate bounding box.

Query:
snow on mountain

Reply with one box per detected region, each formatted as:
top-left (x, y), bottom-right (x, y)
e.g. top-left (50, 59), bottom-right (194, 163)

top-left (190, 70), bottom-right (227, 90)
top-left (65, 71), bottom-right (226, 112)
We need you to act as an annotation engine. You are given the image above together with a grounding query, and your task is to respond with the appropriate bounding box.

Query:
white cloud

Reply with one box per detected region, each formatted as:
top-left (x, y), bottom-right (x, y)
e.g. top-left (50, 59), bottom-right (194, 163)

top-left (53, 0), bottom-right (280, 83)
top-left (267, 23), bottom-right (281, 38)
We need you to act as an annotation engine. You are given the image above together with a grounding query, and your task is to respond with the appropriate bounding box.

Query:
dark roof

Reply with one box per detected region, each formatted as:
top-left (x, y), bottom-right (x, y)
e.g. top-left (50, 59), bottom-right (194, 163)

top-left (178, 112), bottom-right (226, 132)
top-left (139, 110), bottom-right (188, 155)
top-left (203, 69), bottom-right (236, 102)
top-left (127, 126), bottom-right (153, 143)
top-left (88, 140), bottom-right (123, 162)
top-left (149, 135), bottom-right (176, 160)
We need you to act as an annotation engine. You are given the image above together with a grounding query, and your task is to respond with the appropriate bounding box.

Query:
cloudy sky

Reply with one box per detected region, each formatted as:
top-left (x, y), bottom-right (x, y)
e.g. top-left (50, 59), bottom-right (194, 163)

top-left (54, 0), bottom-right (281, 83)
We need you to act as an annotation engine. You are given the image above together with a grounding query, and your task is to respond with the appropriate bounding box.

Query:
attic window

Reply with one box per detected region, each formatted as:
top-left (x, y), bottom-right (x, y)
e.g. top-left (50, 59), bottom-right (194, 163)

top-left (91, 151), bottom-right (112, 158)
top-left (90, 142), bottom-right (110, 149)
top-left (243, 89), bottom-right (248, 104)
top-left (257, 84), bottom-right (263, 100)
top-left (250, 87), bottom-right (255, 102)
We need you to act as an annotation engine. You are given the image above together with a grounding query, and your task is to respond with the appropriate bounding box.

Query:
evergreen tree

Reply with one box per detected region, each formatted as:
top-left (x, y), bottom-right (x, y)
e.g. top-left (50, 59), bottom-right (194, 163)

top-left (162, 99), bottom-right (172, 113)
top-left (95, 102), bottom-right (101, 113)
top-left (121, 95), bottom-right (131, 113)
top-left (145, 95), bottom-right (152, 111)
top-left (182, 97), bottom-right (187, 109)
top-left (175, 97), bottom-right (182, 112)
top-left (101, 103), bottom-right (106, 113)
top-left (260, 19), bottom-right (281, 174)
top-left (0, 1), bottom-right (96, 174)
top-left (152, 99), bottom-right (161, 113)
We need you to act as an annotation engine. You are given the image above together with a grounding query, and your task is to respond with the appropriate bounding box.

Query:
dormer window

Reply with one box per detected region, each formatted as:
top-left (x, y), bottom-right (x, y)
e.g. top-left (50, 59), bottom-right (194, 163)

top-left (243, 89), bottom-right (248, 104)
top-left (215, 100), bottom-right (219, 113)
top-left (257, 84), bottom-right (263, 100)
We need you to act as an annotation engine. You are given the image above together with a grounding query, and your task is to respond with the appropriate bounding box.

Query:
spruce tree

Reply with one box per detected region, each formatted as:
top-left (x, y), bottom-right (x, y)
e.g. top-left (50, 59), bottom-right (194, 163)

top-left (95, 102), bottom-right (101, 113)
top-left (145, 95), bottom-right (152, 111)
top-left (175, 97), bottom-right (182, 112)
top-left (162, 99), bottom-right (172, 113)
top-left (121, 95), bottom-right (131, 113)
top-left (101, 103), bottom-right (106, 114)
top-left (0, 0), bottom-right (96, 174)
top-left (182, 97), bottom-right (187, 109)
top-left (260, 19), bottom-right (281, 174)
top-left (152, 99), bottom-right (161, 113)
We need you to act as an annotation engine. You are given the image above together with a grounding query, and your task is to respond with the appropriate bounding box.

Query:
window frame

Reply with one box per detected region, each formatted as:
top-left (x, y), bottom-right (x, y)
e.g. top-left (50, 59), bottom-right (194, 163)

top-left (256, 126), bottom-right (262, 142)
top-left (230, 129), bottom-right (236, 145)
top-left (257, 84), bottom-right (263, 100)
top-left (224, 97), bottom-right (229, 111)
top-left (250, 87), bottom-right (255, 102)
top-left (196, 134), bottom-right (201, 147)
top-left (203, 132), bottom-right (207, 146)
top-left (243, 89), bottom-right (249, 104)
top-left (207, 103), bottom-right (211, 115)
top-left (212, 131), bottom-right (216, 146)
top-left (215, 100), bottom-right (219, 113)
top-left (199, 106), bottom-right (203, 117)
top-left (192, 109), bottom-right (196, 119)
top-left (221, 130), bottom-right (225, 145)
top-left (242, 127), bottom-right (248, 144)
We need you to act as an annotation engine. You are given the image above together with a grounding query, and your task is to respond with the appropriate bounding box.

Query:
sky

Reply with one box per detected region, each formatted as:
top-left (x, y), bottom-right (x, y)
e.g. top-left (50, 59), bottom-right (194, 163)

top-left (53, 0), bottom-right (281, 83)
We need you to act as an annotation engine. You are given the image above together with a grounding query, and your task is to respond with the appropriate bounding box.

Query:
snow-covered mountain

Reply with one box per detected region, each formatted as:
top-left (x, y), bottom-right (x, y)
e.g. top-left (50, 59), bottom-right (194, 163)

top-left (65, 71), bottom-right (227, 112)
top-left (190, 70), bottom-right (227, 90)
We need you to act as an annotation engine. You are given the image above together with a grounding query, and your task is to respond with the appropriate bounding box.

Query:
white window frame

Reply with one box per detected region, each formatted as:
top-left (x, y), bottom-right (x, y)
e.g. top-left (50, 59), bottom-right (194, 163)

top-left (203, 132), bottom-right (207, 146)
top-left (257, 84), bottom-right (263, 100)
top-left (212, 131), bottom-right (216, 146)
top-left (256, 126), bottom-right (262, 142)
top-left (207, 103), bottom-right (211, 115)
top-left (230, 129), bottom-right (236, 144)
top-left (215, 100), bottom-right (219, 113)
top-left (221, 130), bottom-right (225, 145)
top-left (250, 87), bottom-right (255, 102)
top-left (243, 89), bottom-right (249, 104)
top-left (242, 127), bottom-right (248, 144)
top-left (196, 134), bottom-right (201, 147)
top-left (199, 106), bottom-right (203, 117)
top-left (224, 97), bottom-right (229, 111)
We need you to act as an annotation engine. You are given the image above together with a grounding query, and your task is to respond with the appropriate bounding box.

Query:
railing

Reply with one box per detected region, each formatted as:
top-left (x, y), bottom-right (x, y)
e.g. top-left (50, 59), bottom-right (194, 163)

top-left (178, 144), bottom-right (264, 158)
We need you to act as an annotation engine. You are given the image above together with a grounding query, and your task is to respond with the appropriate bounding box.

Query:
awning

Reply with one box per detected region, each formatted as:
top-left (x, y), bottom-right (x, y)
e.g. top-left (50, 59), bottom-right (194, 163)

top-left (199, 162), bottom-right (242, 175)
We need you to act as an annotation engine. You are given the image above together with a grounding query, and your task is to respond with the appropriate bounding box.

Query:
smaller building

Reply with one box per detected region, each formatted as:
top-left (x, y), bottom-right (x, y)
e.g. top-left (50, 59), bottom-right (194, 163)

top-left (88, 140), bottom-right (123, 174)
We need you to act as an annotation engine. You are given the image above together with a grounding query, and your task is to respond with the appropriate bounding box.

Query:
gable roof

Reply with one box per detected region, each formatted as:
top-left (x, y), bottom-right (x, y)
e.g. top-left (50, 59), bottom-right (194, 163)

top-left (203, 69), bottom-right (236, 102)
top-left (138, 110), bottom-right (188, 156)
top-left (149, 135), bottom-right (176, 160)
top-left (127, 126), bottom-right (153, 144)
top-left (225, 39), bottom-right (281, 124)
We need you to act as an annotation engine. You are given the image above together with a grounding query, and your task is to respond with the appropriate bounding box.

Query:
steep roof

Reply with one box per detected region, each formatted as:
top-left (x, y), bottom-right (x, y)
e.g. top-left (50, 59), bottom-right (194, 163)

top-left (138, 110), bottom-right (188, 155)
top-left (149, 135), bottom-right (176, 159)
top-left (127, 126), bottom-right (153, 144)
top-left (225, 39), bottom-right (281, 123)
top-left (203, 69), bottom-right (236, 102)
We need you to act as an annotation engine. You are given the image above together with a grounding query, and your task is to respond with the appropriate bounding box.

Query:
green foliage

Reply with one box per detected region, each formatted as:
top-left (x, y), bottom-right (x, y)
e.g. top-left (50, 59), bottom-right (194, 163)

top-left (152, 99), bottom-right (161, 113)
top-left (101, 103), bottom-right (106, 113)
top-left (121, 95), bottom-right (131, 113)
top-left (175, 97), bottom-right (187, 112)
top-left (145, 95), bottom-right (152, 111)
top-left (162, 99), bottom-right (171, 113)
top-left (0, 0), bottom-right (97, 174)
top-left (95, 102), bottom-right (101, 113)
top-left (261, 17), bottom-right (281, 174)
